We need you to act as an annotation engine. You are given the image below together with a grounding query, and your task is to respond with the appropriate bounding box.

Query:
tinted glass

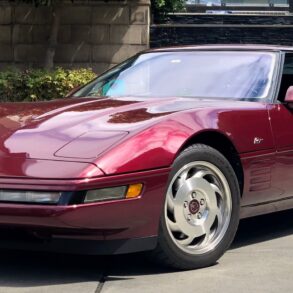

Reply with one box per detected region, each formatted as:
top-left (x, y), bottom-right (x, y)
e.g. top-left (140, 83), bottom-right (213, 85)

top-left (74, 51), bottom-right (276, 100)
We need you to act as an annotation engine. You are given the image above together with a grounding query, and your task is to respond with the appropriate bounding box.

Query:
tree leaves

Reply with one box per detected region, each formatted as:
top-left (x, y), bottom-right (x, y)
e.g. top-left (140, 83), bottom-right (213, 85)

top-left (151, 0), bottom-right (185, 22)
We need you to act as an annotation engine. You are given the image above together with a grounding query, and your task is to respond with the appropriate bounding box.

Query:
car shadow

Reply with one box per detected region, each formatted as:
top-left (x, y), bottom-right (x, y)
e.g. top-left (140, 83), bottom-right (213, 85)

top-left (0, 209), bottom-right (292, 288)
top-left (231, 209), bottom-right (293, 249)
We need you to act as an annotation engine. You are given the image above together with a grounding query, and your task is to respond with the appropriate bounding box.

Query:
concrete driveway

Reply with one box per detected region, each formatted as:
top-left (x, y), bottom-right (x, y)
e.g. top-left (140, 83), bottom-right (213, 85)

top-left (0, 210), bottom-right (292, 293)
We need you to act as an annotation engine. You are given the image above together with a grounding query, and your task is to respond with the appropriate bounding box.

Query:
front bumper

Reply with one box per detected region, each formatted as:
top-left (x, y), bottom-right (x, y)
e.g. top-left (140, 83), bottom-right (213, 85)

top-left (0, 168), bottom-right (170, 254)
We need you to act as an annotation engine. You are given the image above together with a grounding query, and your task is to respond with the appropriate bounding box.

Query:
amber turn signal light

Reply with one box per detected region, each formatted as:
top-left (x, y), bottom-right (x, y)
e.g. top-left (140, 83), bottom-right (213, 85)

top-left (126, 183), bottom-right (143, 199)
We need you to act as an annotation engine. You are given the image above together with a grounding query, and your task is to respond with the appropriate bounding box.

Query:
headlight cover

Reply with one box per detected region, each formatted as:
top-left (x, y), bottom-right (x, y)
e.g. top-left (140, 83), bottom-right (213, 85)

top-left (0, 190), bottom-right (62, 204)
top-left (54, 131), bottom-right (128, 159)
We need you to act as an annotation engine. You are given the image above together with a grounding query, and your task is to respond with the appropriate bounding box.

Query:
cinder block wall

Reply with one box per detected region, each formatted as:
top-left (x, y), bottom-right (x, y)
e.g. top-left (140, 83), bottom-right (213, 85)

top-left (0, 0), bottom-right (150, 73)
top-left (151, 14), bottom-right (293, 48)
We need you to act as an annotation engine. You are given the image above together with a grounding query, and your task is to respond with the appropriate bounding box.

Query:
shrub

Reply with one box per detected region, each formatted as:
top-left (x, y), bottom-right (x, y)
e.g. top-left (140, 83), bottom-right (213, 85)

top-left (0, 68), bottom-right (97, 102)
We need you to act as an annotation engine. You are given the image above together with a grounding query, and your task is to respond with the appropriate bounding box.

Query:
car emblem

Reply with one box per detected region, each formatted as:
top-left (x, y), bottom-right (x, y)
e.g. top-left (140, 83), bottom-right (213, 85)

top-left (254, 137), bottom-right (264, 144)
top-left (189, 199), bottom-right (200, 215)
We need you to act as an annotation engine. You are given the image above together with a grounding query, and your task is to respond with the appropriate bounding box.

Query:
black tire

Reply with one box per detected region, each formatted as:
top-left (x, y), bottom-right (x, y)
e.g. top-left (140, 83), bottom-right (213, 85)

top-left (151, 144), bottom-right (240, 270)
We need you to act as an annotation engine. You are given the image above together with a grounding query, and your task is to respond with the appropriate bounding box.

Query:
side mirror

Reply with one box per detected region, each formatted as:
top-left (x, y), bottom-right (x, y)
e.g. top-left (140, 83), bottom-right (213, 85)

top-left (284, 86), bottom-right (293, 109)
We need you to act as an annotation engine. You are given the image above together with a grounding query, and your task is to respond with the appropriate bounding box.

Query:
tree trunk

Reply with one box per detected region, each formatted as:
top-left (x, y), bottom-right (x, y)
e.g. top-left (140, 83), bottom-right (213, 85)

top-left (44, 5), bottom-right (61, 70)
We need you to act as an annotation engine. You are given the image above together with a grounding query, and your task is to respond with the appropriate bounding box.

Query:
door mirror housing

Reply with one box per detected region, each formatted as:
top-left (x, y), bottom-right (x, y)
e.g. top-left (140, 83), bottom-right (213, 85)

top-left (284, 86), bottom-right (293, 108)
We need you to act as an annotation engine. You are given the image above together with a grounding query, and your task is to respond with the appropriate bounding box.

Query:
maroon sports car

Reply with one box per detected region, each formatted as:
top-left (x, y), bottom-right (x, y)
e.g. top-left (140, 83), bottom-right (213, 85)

top-left (0, 45), bottom-right (292, 269)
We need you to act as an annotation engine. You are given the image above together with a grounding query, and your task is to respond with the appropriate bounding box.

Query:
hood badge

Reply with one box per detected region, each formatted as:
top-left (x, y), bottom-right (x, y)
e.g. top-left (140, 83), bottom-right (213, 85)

top-left (254, 137), bottom-right (264, 145)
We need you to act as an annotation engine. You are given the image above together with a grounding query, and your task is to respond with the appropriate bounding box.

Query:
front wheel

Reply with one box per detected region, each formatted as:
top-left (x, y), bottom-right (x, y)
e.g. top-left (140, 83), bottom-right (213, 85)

top-left (152, 144), bottom-right (240, 270)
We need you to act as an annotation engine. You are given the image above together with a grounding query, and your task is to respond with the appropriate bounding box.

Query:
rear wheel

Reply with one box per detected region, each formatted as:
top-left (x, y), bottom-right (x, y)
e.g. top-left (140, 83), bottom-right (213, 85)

top-left (152, 144), bottom-right (240, 270)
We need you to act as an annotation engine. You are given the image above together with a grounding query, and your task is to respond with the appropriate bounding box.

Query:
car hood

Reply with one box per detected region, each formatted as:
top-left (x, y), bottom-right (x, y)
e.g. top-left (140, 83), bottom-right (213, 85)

top-left (0, 97), bottom-right (217, 163)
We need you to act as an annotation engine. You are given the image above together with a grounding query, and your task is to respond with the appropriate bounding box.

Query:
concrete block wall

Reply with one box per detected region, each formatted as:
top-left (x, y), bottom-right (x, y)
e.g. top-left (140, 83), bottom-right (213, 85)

top-left (150, 14), bottom-right (293, 48)
top-left (0, 0), bottom-right (150, 73)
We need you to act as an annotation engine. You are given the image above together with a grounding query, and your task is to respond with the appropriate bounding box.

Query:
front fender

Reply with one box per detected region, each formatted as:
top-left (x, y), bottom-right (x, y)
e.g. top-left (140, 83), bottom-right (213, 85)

top-left (95, 119), bottom-right (195, 175)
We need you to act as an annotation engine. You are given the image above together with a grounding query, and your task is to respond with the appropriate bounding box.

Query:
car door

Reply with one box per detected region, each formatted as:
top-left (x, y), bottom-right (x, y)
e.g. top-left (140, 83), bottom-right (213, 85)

top-left (267, 52), bottom-right (293, 201)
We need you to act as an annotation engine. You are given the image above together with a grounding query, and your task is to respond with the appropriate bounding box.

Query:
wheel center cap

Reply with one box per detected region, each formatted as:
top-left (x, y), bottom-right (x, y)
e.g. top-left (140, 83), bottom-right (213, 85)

top-left (189, 199), bottom-right (200, 215)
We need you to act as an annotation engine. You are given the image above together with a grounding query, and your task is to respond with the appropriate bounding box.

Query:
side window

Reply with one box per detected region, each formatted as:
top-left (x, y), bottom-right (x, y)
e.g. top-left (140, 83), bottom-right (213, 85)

top-left (278, 53), bottom-right (293, 102)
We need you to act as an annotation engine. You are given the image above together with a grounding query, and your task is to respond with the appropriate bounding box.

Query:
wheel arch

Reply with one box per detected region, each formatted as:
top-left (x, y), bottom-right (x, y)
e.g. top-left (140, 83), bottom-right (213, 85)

top-left (177, 130), bottom-right (244, 196)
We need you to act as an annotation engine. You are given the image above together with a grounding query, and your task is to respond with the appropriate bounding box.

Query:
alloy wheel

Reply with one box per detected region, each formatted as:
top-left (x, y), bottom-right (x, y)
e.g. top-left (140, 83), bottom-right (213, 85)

top-left (165, 161), bottom-right (232, 255)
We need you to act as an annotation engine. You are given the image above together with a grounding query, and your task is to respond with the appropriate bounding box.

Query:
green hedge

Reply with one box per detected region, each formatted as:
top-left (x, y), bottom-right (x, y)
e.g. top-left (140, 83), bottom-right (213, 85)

top-left (0, 68), bottom-right (97, 102)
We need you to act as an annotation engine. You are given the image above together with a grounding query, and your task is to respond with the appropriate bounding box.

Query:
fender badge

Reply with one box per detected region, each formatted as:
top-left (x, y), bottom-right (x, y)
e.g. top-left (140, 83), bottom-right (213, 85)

top-left (254, 137), bottom-right (264, 144)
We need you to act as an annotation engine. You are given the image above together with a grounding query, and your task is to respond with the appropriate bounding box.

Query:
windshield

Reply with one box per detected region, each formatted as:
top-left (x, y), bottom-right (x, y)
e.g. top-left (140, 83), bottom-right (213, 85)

top-left (74, 51), bottom-right (277, 100)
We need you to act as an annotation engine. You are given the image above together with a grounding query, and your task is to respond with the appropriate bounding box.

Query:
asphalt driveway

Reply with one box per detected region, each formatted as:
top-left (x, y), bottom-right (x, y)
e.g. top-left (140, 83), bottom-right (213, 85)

top-left (0, 210), bottom-right (292, 293)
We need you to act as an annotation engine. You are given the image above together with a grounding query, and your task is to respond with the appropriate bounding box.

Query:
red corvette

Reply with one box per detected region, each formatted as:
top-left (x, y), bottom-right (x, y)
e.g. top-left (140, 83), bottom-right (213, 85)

top-left (0, 45), bottom-right (293, 269)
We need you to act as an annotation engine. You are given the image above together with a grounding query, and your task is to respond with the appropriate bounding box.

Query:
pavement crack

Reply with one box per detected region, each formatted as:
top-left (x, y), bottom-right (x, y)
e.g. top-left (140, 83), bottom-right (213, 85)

top-left (95, 272), bottom-right (107, 293)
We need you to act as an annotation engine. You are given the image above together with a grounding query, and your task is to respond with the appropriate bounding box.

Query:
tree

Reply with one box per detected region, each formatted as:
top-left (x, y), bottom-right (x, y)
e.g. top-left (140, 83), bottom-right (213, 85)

top-left (43, 1), bottom-right (63, 70)
top-left (11, 0), bottom-right (73, 70)
top-left (151, 0), bottom-right (185, 22)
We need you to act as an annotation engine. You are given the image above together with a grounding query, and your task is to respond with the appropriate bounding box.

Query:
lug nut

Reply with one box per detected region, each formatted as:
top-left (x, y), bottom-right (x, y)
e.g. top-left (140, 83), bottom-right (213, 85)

top-left (197, 212), bottom-right (202, 219)
top-left (200, 199), bottom-right (205, 205)
top-left (183, 201), bottom-right (188, 208)
top-left (191, 192), bottom-right (196, 198)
